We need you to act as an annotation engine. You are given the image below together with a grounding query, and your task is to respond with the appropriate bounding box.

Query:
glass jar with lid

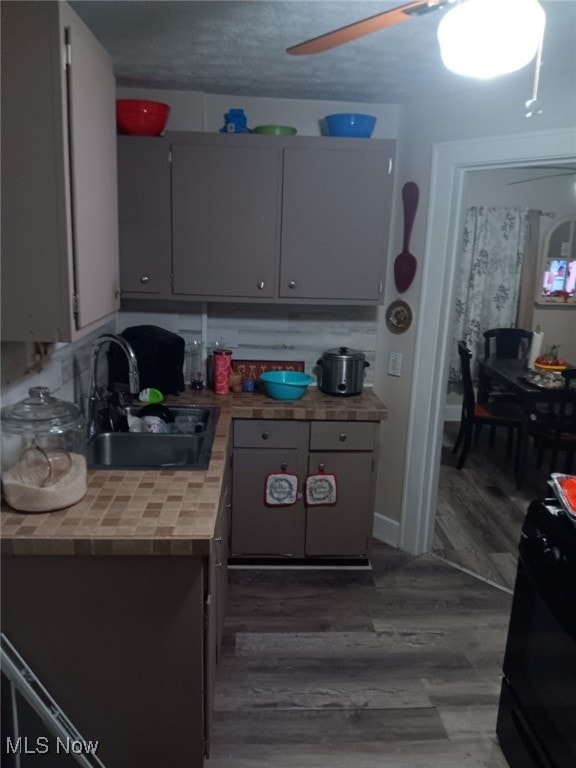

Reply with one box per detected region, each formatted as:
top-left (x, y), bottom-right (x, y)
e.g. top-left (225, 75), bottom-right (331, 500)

top-left (1, 387), bottom-right (87, 512)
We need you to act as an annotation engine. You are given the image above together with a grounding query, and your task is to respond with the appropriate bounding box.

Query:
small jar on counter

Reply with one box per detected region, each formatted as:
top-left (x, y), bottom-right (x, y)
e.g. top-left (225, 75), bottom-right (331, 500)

top-left (229, 372), bottom-right (242, 393)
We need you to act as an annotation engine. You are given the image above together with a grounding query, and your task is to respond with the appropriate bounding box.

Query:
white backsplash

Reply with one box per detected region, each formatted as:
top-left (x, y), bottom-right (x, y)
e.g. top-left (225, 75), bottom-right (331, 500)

top-left (118, 303), bottom-right (378, 385)
top-left (1, 304), bottom-right (377, 410)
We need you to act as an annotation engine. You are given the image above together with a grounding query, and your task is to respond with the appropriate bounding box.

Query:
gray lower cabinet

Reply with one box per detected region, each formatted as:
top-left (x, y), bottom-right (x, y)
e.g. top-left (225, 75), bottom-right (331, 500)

top-left (1, 489), bottom-right (230, 768)
top-left (1, 1), bottom-right (120, 342)
top-left (205, 469), bottom-right (230, 757)
top-left (231, 419), bottom-right (378, 559)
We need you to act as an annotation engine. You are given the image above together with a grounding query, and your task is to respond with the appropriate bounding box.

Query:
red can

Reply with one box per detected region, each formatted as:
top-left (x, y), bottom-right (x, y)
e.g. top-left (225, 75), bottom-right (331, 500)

top-left (213, 350), bottom-right (232, 394)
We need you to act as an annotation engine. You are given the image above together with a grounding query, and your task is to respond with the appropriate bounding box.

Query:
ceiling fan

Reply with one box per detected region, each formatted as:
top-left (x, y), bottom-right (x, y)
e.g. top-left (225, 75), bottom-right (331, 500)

top-left (286, 0), bottom-right (547, 85)
top-left (286, 0), bottom-right (457, 56)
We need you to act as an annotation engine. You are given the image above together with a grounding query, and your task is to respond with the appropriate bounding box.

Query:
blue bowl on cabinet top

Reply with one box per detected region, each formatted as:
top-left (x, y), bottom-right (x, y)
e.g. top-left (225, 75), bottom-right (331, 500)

top-left (325, 113), bottom-right (377, 138)
top-left (259, 371), bottom-right (315, 401)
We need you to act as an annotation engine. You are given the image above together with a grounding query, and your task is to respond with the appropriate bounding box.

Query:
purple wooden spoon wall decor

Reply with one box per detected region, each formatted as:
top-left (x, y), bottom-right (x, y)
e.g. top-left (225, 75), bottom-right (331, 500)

top-left (394, 181), bottom-right (419, 293)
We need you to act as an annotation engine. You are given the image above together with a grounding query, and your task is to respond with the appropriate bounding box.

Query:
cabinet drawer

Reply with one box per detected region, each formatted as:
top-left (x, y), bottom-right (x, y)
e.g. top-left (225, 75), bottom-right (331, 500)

top-left (234, 420), bottom-right (301, 448)
top-left (309, 421), bottom-right (377, 451)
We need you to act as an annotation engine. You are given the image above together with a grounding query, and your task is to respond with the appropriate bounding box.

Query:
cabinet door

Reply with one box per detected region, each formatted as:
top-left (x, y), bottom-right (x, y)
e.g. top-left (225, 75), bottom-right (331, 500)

top-left (231, 449), bottom-right (306, 557)
top-left (1, 2), bottom-right (119, 342)
top-left (306, 452), bottom-right (375, 557)
top-left (205, 469), bottom-right (229, 759)
top-left (172, 143), bottom-right (281, 299)
top-left (117, 137), bottom-right (171, 296)
top-left (64, 1), bottom-right (120, 330)
top-left (280, 146), bottom-right (393, 301)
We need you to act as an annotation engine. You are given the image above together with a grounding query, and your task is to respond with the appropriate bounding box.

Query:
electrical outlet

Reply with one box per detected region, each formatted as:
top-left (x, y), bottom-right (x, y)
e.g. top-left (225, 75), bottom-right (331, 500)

top-left (388, 352), bottom-right (403, 377)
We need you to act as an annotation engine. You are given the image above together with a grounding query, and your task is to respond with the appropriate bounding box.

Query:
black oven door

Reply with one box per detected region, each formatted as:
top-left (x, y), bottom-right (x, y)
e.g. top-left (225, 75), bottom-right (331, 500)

top-left (498, 522), bottom-right (576, 768)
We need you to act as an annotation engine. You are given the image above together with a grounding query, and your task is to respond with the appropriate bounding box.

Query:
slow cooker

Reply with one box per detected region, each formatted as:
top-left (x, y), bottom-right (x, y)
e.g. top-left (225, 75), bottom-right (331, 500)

top-left (317, 347), bottom-right (369, 396)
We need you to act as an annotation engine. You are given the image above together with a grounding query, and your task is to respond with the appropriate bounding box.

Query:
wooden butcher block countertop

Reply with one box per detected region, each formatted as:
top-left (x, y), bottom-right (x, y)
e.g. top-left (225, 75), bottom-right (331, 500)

top-left (0, 388), bottom-right (387, 556)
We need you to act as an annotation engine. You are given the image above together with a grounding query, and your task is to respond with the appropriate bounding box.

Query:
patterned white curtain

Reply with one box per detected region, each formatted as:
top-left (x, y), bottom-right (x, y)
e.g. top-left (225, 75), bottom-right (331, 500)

top-left (449, 206), bottom-right (529, 382)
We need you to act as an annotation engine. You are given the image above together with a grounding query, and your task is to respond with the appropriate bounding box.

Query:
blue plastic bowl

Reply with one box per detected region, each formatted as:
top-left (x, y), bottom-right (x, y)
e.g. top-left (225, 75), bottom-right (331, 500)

top-left (325, 113), bottom-right (377, 138)
top-left (259, 371), bottom-right (315, 401)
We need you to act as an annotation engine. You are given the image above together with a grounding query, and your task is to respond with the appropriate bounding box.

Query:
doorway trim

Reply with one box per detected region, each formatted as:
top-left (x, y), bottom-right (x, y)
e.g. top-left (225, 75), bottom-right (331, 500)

top-left (399, 127), bottom-right (576, 555)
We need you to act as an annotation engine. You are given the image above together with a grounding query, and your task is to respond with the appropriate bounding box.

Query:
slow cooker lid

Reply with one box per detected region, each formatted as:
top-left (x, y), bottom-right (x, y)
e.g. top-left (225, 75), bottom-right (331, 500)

top-left (322, 346), bottom-right (365, 361)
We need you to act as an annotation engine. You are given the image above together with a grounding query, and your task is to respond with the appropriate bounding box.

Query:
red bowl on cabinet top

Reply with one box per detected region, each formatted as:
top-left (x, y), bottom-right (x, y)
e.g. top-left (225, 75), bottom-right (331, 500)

top-left (116, 99), bottom-right (170, 136)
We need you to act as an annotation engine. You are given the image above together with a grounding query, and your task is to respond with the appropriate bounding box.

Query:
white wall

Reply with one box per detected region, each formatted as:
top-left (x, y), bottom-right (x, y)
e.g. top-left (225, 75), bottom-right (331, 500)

top-left (373, 63), bottom-right (576, 541)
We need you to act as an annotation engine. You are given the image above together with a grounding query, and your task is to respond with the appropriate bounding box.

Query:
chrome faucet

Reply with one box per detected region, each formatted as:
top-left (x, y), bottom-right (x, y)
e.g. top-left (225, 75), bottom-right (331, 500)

top-left (87, 333), bottom-right (140, 440)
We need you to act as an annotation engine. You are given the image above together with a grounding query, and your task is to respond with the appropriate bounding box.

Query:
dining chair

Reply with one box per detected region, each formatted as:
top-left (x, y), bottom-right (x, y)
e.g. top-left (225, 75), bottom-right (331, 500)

top-left (483, 328), bottom-right (533, 360)
top-left (452, 341), bottom-right (527, 477)
top-left (528, 368), bottom-right (576, 474)
top-left (483, 328), bottom-right (534, 404)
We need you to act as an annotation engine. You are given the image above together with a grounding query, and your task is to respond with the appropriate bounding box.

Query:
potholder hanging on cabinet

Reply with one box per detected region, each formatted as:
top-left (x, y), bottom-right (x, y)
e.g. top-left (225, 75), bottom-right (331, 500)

top-left (305, 471), bottom-right (337, 507)
top-left (264, 471), bottom-right (299, 506)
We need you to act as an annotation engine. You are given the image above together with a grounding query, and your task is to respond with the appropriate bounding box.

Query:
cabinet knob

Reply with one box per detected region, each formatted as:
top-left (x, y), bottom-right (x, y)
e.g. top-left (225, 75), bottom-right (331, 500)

top-left (339, 433), bottom-right (347, 442)
top-left (280, 462), bottom-right (288, 471)
top-left (318, 463), bottom-right (325, 472)
top-left (214, 537), bottom-right (222, 543)
top-left (140, 275), bottom-right (150, 284)
top-left (288, 281), bottom-right (296, 289)
top-left (257, 281), bottom-right (265, 289)
top-left (262, 431), bottom-right (270, 440)
top-left (215, 562), bottom-right (223, 568)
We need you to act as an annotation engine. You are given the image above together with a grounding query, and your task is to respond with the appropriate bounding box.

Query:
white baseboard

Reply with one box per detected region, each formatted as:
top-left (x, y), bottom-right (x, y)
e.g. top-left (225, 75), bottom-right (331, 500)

top-left (372, 513), bottom-right (400, 547)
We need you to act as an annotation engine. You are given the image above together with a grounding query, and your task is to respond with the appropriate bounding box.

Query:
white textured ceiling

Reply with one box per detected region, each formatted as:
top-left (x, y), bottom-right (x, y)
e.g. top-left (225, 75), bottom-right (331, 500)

top-left (71, 0), bottom-right (576, 104)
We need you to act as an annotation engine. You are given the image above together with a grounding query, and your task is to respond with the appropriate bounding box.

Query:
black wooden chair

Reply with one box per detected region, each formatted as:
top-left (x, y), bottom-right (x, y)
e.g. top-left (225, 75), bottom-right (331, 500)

top-left (452, 341), bottom-right (527, 480)
top-left (483, 328), bottom-right (534, 405)
top-left (483, 328), bottom-right (533, 360)
top-left (528, 368), bottom-right (576, 474)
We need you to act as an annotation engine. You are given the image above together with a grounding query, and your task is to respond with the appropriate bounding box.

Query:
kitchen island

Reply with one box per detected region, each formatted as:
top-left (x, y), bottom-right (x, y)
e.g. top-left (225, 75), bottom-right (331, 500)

top-left (0, 387), bottom-right (386, 767)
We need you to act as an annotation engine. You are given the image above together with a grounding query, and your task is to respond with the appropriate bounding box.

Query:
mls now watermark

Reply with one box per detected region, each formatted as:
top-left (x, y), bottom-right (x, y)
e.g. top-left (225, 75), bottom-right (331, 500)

top-left (5, 736), bottom-right (100, 755)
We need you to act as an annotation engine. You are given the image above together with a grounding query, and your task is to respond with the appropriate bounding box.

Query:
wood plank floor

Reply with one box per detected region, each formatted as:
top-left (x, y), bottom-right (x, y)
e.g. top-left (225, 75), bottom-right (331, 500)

top-left (435, 420), bottom-right (551, 591)
top-left (207, 423), bottom-right (550, 766)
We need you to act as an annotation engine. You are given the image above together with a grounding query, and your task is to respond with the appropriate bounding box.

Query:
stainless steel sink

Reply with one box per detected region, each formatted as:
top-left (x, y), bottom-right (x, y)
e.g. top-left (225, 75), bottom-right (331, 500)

top-left (87, 406), bottom-right (219, 471)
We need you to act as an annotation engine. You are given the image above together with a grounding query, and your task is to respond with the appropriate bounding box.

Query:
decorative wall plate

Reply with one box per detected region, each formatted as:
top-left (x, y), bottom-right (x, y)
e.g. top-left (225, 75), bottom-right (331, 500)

top-left (385, 300), bottom-right (412, 334)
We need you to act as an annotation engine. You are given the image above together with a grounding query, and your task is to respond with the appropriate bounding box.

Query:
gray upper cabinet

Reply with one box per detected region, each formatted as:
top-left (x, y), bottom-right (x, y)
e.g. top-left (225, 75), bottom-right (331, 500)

top-left (1, 1), bottom-right (120, 342)
top-left (118, 132), bottom-right (395, 306)
top-left (172, 142), bottom-right (281, 299)
top-left (118, 137), bottom-right (172, 297)
top-left (280, 146), bottom-right (393, 301)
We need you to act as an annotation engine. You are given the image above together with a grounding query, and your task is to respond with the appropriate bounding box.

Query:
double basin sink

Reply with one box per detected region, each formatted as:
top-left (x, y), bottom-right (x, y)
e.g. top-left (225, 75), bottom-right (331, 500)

top-left (87, 406), bottom-right (219, 471)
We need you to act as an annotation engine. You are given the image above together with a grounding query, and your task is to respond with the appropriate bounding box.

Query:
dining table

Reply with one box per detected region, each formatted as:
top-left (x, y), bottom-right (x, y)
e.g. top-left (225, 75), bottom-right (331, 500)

top-left (478, 357), bottom-right (575, 487)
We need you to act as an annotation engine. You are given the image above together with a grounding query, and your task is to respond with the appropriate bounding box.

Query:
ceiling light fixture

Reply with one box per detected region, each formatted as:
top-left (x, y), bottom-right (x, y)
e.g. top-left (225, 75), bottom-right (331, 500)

top-left (437, 0), bottom-right (546, 79)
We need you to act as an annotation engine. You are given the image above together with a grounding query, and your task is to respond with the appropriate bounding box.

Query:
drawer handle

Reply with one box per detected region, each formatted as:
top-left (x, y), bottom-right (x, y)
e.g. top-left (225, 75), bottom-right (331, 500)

top-left (339, 433), bottom-right (347, 442)
top-left (262, 431), bottom-right (270, 440)
top-left (140, 275), bottom-right (150, 284)
top-left (214, 537), bottom-right (222, 543)
top-left (257, 281), bottom-right (265, 289)
top-left (215, 562), bottom-right (223, 568)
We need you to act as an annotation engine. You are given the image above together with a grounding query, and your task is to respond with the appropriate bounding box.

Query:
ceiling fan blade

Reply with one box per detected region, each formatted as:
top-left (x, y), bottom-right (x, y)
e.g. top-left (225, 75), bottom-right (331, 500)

top-left (286, 0), bottom-right (449, 56)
